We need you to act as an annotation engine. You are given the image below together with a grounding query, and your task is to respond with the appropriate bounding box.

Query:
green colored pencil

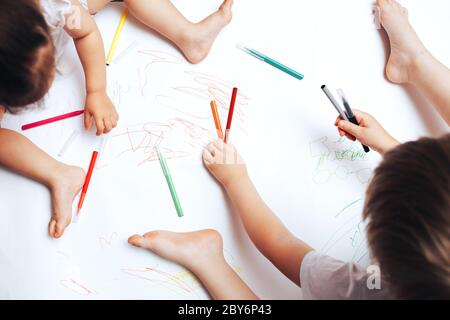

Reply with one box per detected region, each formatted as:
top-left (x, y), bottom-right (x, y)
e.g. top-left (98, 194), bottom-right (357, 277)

top-left (236, 43), bottom-right (304, 80)
top-left (156, 147), bottom-right (183, 217)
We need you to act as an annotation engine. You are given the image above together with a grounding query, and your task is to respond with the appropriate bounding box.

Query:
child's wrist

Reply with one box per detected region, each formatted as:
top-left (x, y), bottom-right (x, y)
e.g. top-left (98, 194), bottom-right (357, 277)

top-left (87, 89), bottom-right (106, 95)
top-left (223, 173), bottom-right (249, 191)
top-left (379, 137), bottom-right (401, 154)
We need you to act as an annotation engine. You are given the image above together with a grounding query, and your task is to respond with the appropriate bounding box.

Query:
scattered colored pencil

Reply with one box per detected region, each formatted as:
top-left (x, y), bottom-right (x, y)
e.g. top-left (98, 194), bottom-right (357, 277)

top-left (210, 100), bottom-right (224, 139)
top-left (237, 43), bottom-right (304, 80)
top-left (21, 110), bottom-right (84, 131)
top-left (156, 147), bottom-right (184, 217)
top-left (224, 87), bottom-right (238, 143)
top-left (106, 8), bottom-right (129, 66)
top-left (77, 151), bottom-right (99, 214)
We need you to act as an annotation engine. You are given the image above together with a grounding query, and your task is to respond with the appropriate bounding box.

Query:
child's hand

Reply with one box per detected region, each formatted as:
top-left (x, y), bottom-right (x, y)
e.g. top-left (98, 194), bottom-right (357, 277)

top-left (84, 92), bottom-right (119, 135)
top-left (203, 139), bottom-right (248, 188)
top-left (335, 109), bottom-right (400, 154)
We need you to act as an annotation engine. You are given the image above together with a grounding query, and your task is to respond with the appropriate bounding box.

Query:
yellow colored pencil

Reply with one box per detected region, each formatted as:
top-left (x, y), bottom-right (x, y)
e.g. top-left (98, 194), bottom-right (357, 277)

top-left (106, 8), bottom-right (129, 66)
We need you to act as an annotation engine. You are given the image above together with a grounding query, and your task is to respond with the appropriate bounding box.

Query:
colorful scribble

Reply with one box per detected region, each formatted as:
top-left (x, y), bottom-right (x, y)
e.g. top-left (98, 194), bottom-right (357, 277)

top-left (310, 136), bottom-right (373, 184)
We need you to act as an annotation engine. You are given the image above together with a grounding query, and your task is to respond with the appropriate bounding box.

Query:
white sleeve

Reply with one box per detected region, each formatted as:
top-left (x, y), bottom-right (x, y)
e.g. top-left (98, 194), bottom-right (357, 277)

top-left (40, 0), bottom-right (73, 29)
top-left (300, 251), bottom-right (390, 300)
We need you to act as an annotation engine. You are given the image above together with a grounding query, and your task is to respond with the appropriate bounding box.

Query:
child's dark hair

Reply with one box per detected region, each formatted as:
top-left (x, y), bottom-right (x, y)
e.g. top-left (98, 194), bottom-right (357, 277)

top-left (364, 134), bottom-right (450, 299)
top-left (0, 0), bottom-right (55, 111)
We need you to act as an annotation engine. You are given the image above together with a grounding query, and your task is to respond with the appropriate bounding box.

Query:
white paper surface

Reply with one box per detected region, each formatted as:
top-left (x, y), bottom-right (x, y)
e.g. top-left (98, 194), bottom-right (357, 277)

top-left (0, 0), bottom-right (449, 299)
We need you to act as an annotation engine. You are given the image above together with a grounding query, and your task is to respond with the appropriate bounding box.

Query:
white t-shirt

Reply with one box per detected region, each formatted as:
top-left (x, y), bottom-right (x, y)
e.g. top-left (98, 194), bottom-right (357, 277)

top-left (39, 0), bottom-right (88, 67)
top-left (300, 251), bottom-right (391, 299)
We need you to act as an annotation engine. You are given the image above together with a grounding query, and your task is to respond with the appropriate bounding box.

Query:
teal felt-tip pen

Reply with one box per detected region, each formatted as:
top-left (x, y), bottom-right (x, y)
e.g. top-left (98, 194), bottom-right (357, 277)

top-left (236, 43), bottom-right (304, 80)
top-left (156, 147), bottom-right (184, 217)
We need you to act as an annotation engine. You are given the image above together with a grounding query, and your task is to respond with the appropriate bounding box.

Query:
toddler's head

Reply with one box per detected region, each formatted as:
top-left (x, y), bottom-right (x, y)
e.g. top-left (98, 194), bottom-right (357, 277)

top-left (364, 134), bottom-right (450, 299)
top-left (0, 0), bottom-right (55, 112)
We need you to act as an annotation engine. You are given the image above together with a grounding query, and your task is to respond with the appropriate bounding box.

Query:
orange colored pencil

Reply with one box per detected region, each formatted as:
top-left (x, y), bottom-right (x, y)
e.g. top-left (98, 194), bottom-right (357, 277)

top-left (210, 100), bottom-right (224, 139)
top-left (77, 151), bottom-right (98, 213)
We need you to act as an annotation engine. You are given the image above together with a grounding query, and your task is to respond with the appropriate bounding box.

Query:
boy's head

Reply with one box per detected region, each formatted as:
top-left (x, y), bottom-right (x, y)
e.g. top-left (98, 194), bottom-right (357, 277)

top-left (364, 134), bottom-right (450, 299)
top-left (0, 0), bottom-right (56, 112)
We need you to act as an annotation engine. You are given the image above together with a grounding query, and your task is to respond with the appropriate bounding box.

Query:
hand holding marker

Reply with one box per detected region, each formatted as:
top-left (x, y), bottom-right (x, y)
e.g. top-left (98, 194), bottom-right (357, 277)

top-left (336, 89), bottom-right (370, 152)
top-left (321, 85), bottom-right (370, 153)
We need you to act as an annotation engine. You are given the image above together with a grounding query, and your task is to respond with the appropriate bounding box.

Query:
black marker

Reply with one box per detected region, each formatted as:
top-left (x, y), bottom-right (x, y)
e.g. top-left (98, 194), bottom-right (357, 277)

top-left (337, 89), bottom-right (370, 153)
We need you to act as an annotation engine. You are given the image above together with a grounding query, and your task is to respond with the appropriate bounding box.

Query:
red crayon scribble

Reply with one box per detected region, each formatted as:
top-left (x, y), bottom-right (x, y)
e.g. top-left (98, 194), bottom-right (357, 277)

top-left (60, 278), bottom-right (96, 296)
top-left (156, 71), bottom-right (250, 126)
top-left (137, 50), bottom-right (183, 96)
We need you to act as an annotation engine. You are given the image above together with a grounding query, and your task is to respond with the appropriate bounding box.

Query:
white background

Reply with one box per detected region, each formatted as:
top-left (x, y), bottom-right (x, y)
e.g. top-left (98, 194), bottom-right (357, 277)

top-left (0, 0), bottom-right (449, 299)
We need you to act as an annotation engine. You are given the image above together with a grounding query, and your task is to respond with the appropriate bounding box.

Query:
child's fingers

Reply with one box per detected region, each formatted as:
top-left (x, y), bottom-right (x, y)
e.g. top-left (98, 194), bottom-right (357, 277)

top-left (337, 125), bottom-right (356, 141)
top-left (48, 220), bottom-right (56, 238)
top-left (84, 112), bottom-right (92, 130)
top-left (345, 133), bottom-right (356, 141)
top-left (337, 120), bottom-right (362, 139)
top-left (203, 149), bottom-right (215, 165)
top-left (206, 142), bottom-right (220, 155)
top-left (351, 110), bottom-right (368, 125)
top-left (110, 114), bottom-right (118, 128)
top-left (213, 138), bottom-right (226, 148)
top-left (334, 115), bottom-right (343, 126)
top-left (94, 116), bottom-right (105, 135)
top-left (338, 128), bottom-right (347, 136)
top-left (103, 118), bottom-right (113, 134)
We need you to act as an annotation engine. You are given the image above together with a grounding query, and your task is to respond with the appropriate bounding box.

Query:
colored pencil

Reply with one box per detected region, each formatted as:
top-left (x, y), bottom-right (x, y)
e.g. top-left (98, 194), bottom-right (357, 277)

top-left (156, 147), bottom-right (183, 217)
top-left (106, 8), bottom-right (129, 66)
top-left (77, 151), bottom-right (98, 214)
top-left (210, 100), bottom-right (224, 139)
top-left (21, 110), bottom-right (84, 131)
top-left (224, 87), bottom-right (238, 143)
top-left (237, 43), bottom-right (304, 80)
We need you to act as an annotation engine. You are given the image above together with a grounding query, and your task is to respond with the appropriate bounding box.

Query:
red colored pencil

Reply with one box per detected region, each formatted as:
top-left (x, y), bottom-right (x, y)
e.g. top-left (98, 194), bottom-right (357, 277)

top-left (21, 110), bottom-right (84, 131)
top-left (210, 100), bottom-right (224, 139)
top-left (77, 151), bottom-right (98, 214)
top-left (224, 87), bottom-right (238, 143)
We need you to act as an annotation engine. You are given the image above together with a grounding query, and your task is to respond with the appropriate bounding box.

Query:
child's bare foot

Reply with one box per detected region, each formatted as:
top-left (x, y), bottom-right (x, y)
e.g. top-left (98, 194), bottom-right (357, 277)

top-left (48, 165), bottom-right (85, 238)
top-left (180, 0), bottom-right (233, 63)
top-left (128, 229), bottom-right (224, 272)
top-left (377, 0), bottom-right (428, 83)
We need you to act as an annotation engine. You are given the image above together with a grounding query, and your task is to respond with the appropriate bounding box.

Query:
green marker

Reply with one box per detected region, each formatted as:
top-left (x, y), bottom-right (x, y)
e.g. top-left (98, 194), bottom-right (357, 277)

top-left (156, 147), bottom-right (184, 217)
top-left (236, 43), bottom-right (304, 80)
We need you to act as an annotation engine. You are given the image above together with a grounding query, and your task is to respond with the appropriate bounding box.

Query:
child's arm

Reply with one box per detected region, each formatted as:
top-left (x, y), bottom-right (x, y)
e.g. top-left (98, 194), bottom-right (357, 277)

top-left (335, 109), bottom-right (400, 154)
top-left (203, 141), bottom-right (313, 287)
top-left (0, 128), bottom-right (60, 184)
top-left (64, 1), bottom-right (118, 136)
top-left (0, 128), bottom-right (85, 238)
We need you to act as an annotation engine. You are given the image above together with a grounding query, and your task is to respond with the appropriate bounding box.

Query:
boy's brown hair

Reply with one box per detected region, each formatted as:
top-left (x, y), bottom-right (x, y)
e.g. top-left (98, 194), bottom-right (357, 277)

top-left (0, 0), bottom-right (55, 111)
top-left (364, 134), bottom-right (450, 299)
